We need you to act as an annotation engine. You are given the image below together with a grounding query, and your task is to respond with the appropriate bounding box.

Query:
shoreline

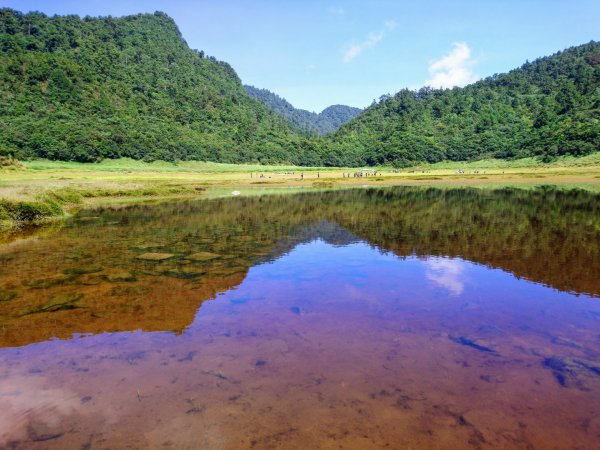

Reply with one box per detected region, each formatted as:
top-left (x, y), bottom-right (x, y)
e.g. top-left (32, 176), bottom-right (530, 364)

top-left (1, 157), bottom-right (599, 229)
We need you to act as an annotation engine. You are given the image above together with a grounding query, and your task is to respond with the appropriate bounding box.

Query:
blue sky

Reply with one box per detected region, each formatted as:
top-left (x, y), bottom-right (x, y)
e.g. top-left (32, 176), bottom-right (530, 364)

top-left (3, 0), bottom-right (599, 112)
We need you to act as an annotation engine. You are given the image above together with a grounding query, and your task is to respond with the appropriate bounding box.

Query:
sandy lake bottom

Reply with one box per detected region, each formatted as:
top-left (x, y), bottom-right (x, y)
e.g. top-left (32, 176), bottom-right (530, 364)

top-left (1, 186), bottom-right (599, 449)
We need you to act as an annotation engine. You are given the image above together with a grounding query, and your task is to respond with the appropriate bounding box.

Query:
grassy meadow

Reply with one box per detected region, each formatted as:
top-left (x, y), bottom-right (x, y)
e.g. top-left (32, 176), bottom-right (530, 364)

top-left (1, 154), bottom-right (599, 227)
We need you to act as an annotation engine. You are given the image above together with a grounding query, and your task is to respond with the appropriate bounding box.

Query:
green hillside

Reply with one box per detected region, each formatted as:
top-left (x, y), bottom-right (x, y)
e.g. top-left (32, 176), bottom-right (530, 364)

top-left (0, 8), bottom-right (323, 164)
top-left (331, 42), bottom-right (600, 166)
top-left (318, 105), bottom-right (363, 134)
top-left (0, 8), bottom-right (598, 167)
top-left (244, 85), bottom-right (362, 135)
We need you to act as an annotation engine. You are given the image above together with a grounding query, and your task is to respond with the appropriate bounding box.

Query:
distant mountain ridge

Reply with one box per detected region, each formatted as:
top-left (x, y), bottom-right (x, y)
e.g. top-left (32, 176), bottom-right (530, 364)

top-left (244, 85), bottom-right (362, 135)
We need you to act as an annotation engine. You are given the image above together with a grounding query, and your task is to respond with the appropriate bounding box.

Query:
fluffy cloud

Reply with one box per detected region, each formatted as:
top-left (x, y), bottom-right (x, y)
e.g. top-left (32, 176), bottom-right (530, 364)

top-left (425, 42), bottom-right (478, 89)
top-left (343, 21), bottom-right (396, 63)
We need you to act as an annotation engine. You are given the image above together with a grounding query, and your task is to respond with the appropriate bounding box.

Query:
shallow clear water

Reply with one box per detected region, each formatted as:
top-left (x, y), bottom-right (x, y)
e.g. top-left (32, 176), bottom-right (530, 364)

top-left (1, 187), bottom-right (599, 449)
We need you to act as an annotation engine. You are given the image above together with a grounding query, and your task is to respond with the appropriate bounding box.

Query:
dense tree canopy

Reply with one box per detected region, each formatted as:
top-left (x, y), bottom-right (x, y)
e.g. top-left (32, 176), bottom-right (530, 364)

top-left (0, 8), bottom-right (598, 166)
top-left (0, 8), bottom-right (327, 164)
top-left (244, 85), bottom-right (362, 135)
top-left (332, 42), bottom-right (600, 165)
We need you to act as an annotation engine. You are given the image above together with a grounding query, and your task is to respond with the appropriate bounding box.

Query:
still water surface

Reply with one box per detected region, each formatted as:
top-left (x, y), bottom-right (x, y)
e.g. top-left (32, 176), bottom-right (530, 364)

top-left (0, 187), bottom-right (599, 449)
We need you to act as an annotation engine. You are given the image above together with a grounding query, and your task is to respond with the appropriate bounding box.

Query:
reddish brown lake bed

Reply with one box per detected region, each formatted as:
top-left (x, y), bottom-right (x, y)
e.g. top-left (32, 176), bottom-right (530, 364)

top-left (1, 187), bottom-right (599, 449)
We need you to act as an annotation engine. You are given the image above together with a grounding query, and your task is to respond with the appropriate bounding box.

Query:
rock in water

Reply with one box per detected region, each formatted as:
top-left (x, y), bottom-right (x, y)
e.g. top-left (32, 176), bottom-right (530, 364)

top-left (136, 252), bottom-right (176, 261)
top-left (186, 252), bottom-right (220, 262)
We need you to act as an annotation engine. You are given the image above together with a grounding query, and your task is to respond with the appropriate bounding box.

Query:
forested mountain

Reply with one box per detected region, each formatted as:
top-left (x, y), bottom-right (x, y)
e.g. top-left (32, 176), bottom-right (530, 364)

top-left (0, 8), bottom-right (598, 166)
top-left (318, 105), bottom-right (363, 134)
top-left (331, 42), bottom-right (600, 165)
top-left (0, 8), bottom-right (323, 163)
top-left (244, 85), bottom-right (362, 135)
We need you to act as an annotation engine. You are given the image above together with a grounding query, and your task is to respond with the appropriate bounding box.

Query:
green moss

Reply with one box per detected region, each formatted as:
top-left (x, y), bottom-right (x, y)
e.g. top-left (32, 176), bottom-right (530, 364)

top-left (44, 188), bottom-right (84, 204)
top-left (20, 293), bottom-right (84, 316)
top-left (0, 198), bottom-right (63, 223)
top-left (0, 289), bottom-right (17, 302)
top-left (0, 204), bottom-right (9, 222)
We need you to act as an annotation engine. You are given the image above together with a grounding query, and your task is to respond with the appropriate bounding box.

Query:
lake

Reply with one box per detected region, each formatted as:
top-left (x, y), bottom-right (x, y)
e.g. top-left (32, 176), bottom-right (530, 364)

top-left (1, 186), bottom-right (599, 449)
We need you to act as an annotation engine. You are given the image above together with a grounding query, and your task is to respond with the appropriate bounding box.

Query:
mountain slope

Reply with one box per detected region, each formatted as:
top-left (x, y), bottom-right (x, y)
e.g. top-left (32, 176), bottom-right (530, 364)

top-left (331, 42), bottom-right (600, 166)
top-left (244, 85), bottom-right (361, 135)
top-left (317, 105), bottom-right (363, 134)
top-left (0, 9), bottom-right (323, 164)
top-left (0, 8), bottom-right (598, 167)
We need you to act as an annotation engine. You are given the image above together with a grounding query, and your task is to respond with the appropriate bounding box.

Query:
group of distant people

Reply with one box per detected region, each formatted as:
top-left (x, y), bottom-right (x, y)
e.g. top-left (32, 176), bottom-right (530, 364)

top-left (455, 169), bottom-right (484, 174)
top-left (342, 171), bottom-right (378, 178)
top-left (251, 168), bottom-right (491, 180)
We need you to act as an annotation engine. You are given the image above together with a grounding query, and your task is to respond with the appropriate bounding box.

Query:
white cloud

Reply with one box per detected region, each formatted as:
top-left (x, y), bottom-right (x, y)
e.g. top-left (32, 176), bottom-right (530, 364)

top-left (0, 377), bottom-right (89, 445)
top-left (424, 257), bottom-right (466, 296)
top-left (343, 21), bottom-right (396, 63)
top-left (329, 6), bottom-right (345, 16)
top-left (425, 42), bottom-right (478, 89)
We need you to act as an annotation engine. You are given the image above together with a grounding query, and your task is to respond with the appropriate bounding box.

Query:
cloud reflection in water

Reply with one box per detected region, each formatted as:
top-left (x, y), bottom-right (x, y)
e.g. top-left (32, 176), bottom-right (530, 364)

top-left (424, 257), bottom-right (466, 296)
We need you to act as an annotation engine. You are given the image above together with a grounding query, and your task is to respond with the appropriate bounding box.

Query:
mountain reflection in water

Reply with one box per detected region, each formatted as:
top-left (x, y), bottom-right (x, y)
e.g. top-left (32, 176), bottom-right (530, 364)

top-left (0, 186), bottom-right (599, 449)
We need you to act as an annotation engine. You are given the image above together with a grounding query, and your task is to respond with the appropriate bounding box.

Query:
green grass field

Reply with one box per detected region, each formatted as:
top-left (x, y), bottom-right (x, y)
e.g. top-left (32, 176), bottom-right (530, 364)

top-left (1, 154), bottom-right (599, 227)
top-left (12, 152), bottom-right (600, 173)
